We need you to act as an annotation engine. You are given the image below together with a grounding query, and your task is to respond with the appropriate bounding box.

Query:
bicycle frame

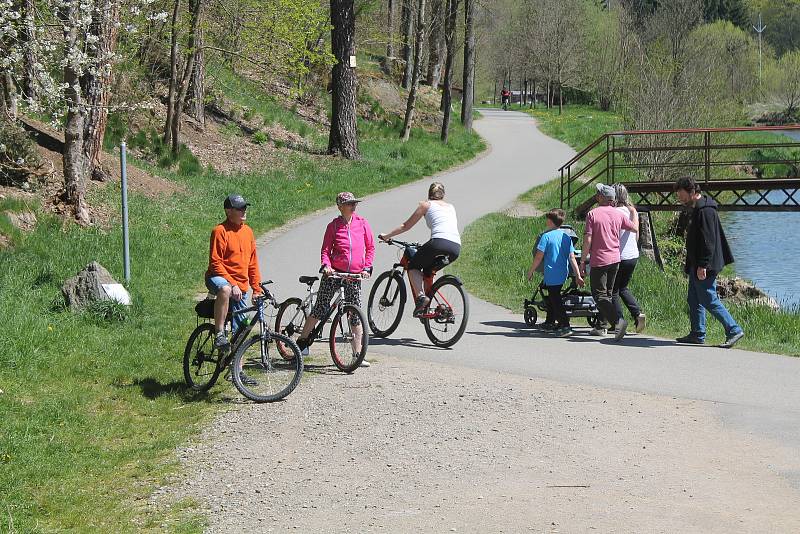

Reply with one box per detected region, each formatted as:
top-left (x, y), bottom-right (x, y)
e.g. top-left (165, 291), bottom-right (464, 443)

top-left (384, 240), bottom-right (458, 321)
top-left (288, 273), bottom-right (362, 346)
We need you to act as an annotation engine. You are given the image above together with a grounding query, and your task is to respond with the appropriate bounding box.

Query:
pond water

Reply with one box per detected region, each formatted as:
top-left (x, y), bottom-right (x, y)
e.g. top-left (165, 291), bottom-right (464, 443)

top-left (724, 130), bottom-right (800, 311)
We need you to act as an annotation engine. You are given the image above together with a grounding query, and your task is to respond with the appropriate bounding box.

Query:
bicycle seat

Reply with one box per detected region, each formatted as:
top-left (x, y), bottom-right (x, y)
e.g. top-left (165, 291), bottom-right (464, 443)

top-left (299, 275), bottom-right (319, 285)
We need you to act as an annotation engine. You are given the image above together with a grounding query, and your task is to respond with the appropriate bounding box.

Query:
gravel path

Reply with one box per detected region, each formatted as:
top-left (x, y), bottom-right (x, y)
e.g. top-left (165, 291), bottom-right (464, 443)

top-left (166, 355), bottom-right (800, 532)
top-left (160, 109), bottom-right (800, 531)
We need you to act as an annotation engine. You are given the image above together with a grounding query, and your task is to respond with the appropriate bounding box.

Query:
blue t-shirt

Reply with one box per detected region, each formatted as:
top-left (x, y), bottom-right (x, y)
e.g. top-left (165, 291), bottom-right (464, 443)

top-left (536, 229), bottom-right (575, 286)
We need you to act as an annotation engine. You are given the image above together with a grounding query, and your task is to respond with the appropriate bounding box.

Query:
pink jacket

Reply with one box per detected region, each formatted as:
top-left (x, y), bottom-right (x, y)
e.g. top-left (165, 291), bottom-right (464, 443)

top-left (321, 214), bottom-right (376, 274)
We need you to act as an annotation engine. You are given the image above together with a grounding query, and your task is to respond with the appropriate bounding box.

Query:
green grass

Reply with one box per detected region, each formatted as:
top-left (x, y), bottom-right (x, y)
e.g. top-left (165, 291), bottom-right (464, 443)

top-left (0, 104), bottom-right (484, 530)
top-left (451, 104), bottom-right (800, 357)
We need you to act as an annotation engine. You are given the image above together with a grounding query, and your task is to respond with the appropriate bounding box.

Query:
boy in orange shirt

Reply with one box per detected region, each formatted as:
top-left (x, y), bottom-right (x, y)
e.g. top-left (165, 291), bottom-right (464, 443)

top-left (205, 194), bottom-right (262, 354)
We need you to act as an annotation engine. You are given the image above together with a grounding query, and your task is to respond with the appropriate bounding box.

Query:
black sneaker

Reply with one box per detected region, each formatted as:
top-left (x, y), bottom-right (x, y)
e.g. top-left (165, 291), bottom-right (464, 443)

top-left (719, 331), bottom-right (744, 349)
top-left (554, 326), bottom-right (573, 337)
top-left (214, 332), bottom-right (230, 354)
top-left (539, 322), bottom-right (557, 331)
top-left (614, 319), bottom-right (628, 341)
top-left (676, 334), bottom-right (704, 345)
top-left (413, 296), bottom-right (431, 318)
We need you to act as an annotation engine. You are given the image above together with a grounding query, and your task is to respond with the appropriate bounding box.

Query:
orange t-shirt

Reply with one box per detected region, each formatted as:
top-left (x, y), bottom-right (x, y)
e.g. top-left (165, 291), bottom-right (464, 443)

top-left (206, 220), bottom-right (262, 294)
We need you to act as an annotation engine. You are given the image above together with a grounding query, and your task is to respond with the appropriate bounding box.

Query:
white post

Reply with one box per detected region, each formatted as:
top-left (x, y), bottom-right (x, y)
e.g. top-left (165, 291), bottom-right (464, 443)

top-left (120, 141), bottom-right (131, 284)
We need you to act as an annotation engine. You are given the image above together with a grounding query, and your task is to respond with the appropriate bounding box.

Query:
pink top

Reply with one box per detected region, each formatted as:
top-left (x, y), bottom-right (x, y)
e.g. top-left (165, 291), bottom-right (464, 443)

top-left (585, 205), bottom-right (637, 267)
top-left (321, 214), bottom-right (376, 274)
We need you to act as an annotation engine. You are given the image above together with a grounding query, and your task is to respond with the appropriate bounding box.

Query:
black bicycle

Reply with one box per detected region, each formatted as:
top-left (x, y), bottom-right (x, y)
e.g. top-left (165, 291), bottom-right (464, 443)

top-left (367, 239), bottom-right (469, 348)
top-left (274, 272), bottom-right (369, 373)
top-left (183, 281), bottom-right (303, 402)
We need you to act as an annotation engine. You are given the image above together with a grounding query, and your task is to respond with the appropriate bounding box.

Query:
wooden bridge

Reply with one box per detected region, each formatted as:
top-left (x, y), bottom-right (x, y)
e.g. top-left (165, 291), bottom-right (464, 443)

top-left (559, 125), bottom-right (800, 217)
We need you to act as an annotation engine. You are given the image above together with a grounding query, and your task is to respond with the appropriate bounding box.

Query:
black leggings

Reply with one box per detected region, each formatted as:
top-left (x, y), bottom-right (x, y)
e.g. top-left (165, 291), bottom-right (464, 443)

top-left (612, 258), bottom-right (642, 320)
top-left (407, 238), bottom-right (461, 275)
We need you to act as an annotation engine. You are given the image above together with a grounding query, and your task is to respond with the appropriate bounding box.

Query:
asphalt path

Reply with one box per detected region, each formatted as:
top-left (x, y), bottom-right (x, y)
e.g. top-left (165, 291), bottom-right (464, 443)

top-left (257, 108), bottom-right (800, 486)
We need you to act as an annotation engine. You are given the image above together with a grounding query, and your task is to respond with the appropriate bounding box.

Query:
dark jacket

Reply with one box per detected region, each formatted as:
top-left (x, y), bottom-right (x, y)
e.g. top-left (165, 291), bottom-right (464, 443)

top-left (684, 195), bottom-right (735, 274)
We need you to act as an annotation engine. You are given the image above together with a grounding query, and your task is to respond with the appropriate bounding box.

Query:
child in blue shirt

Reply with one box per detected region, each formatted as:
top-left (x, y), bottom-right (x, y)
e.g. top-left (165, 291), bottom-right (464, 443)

top-left (527, 209), bottom-right (584, 336)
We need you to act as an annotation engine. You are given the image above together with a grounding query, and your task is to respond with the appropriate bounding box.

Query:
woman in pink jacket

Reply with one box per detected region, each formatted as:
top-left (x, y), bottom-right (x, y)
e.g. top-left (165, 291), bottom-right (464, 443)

top-left (296, 192), bottom-right (375, 363)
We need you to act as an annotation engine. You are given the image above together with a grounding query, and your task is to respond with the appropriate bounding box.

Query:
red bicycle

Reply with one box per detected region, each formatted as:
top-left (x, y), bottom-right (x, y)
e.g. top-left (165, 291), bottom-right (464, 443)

top-left (367, 239), bottom-right (469, 348)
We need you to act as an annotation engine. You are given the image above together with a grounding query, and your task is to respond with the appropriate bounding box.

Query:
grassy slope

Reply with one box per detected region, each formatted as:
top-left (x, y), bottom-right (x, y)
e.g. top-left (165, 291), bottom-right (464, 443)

top-left (453, 105), bottom-right (799, 356)
top-left (0, 75), bottom-right (484, 531)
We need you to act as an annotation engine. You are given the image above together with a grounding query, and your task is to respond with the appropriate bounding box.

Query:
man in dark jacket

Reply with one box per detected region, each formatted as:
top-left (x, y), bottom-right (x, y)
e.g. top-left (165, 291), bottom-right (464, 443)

top-left (674, 177), bottom-right (744, 348)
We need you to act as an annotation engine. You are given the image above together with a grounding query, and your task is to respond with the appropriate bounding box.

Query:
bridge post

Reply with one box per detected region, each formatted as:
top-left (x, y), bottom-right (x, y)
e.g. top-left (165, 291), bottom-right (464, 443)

top-left (560, 168), bottom-right (564, 209)
top-left (611, 135), bottom-right (616, 183)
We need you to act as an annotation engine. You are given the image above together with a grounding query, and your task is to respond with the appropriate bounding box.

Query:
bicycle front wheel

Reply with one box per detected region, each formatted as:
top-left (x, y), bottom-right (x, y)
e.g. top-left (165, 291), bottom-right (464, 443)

top-left (232, 333), bottom-right (303, 402)
top-left (329, 304), bottom-right (369, 373)
top-left (183, 323), bottom-right (224, 391)
top-left (275, 297), bottom-right (307, 359)
top-left (423, 278), bottom-right (470, 348)
top-left (367, 270), bottom-right (406, 337)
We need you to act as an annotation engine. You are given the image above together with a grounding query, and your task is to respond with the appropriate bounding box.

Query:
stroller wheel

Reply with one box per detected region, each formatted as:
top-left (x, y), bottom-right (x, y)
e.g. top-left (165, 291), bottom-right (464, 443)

top-left (524, 307), bottom-right (538, 327)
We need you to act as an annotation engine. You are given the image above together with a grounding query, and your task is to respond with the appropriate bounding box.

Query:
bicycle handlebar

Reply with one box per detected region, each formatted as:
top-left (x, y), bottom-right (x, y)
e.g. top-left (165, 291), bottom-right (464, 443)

top-left (325, 271), bottom-right (364, 281)
top-left (381, 238), bottom-right (421, 248)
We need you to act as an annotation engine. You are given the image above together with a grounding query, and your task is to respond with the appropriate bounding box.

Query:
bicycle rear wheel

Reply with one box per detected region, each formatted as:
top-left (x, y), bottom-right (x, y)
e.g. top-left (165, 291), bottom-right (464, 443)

top-left (274, 297), bottom-right (307, 359)
top-left (183, 323), bottom-right (224, 391)
top-left (367, 270), bottom-right (406, 337)
top-left (232, 333), bottom-right (303, 402)
top-left (423, 278), bottom-right (470, 348)
top-left (329, 304), bottom-right (369, 373)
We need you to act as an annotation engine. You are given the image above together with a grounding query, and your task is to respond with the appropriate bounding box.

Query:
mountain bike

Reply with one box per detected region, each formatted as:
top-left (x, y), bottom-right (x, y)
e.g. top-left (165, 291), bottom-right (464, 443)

top-left (274, 272), bottom-right (369, 373)
top-left (183, 281), bottom-right (303, 402)
top-left (367, 239), bottom-right (469, 348)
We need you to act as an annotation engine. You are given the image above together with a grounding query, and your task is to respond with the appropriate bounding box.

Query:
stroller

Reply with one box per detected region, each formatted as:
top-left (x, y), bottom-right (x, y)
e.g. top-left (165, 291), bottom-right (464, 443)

top-left (523, 225), bottom-right (603, 329)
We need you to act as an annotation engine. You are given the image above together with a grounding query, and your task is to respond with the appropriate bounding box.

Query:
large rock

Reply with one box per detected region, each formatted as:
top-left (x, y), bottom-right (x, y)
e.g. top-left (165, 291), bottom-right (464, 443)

top-left (716, 276), bottom-right (780, 310)
top-left (61, 261), bottom-right (130, 311)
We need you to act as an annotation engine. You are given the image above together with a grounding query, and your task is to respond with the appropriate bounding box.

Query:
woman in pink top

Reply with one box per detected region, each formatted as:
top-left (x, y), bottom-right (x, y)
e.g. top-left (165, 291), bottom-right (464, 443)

top-left (296, 192), bottom-right (375, 364)
top-left (580, 183), bottom-right (638, 341)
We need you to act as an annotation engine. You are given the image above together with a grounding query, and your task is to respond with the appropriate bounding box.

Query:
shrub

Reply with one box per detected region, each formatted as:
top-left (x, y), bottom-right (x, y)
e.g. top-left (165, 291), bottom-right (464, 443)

top-left (0, 119), bottom-right (43, 187)
top-left (252, 131), bottom-right (269, 145)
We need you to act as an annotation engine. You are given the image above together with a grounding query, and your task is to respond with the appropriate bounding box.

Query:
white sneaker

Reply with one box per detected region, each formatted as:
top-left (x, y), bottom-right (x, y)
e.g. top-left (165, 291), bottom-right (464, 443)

top-left (359, 360), bottom-right (371, 368)
top-left (589, 327), bottom-right (607, 337)
top-left (301, 347), bottom-right (309, 357)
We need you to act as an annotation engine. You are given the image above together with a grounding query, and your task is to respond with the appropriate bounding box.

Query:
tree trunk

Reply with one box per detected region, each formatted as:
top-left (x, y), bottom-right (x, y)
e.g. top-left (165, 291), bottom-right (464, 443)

top-left (531, 79), bottom-right (536, 109)
top-left (329, 0), bottom-right (360, 159)
top-left (558, 82), bottom-right (563, 114)
top-left (21, 0), bottom-right (37, 101)
top-left (185, 0), bottom-right (205, 125)
top-left (401, 0), bottom-right (427, 141)
top-left (164, 0), bottom-right (181, 146)
top-left (440, 0), bottom-right (458, 143)
top-left (460, 0), bottom-right (474, 130)
top-left (426, 0), bottom-right (445, 87)
top-left (387, 0), bottom-right (395, 58)
top-left (1, 71), bottom-right (16, 119)
top-left (60, 4), bottom-right (90, 224)
top-left (81, 0), bottom-right (121, 183)
top-left (401, 0), bottom-right (414, 89)
top-left (170, 0), bottom-right (203, 155)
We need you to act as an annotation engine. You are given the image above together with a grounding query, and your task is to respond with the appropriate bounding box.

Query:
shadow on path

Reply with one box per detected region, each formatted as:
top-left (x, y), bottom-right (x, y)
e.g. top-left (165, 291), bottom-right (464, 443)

top-left (370, 337), bottom-right (450, 351)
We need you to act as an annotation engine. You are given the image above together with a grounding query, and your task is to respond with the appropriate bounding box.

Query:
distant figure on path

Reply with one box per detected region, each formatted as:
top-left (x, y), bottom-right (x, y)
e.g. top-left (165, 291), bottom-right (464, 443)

top-left (674, 177), bottom-right (744, 349)
top-left (580, 183), bottom-right (638, 341)
top-left (527, 208), bottom-right (584, 337)
top-left (612, 184), bottom-right (646, 333)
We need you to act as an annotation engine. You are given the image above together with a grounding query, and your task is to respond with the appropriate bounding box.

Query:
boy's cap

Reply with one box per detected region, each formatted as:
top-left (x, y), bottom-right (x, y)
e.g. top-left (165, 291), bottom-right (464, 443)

top-left (224, 194), bottom-right (250, 209)
top-left (595, 183), bottom-right (616, 200)
top-left (336, 192), bottom-right (362, 205)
